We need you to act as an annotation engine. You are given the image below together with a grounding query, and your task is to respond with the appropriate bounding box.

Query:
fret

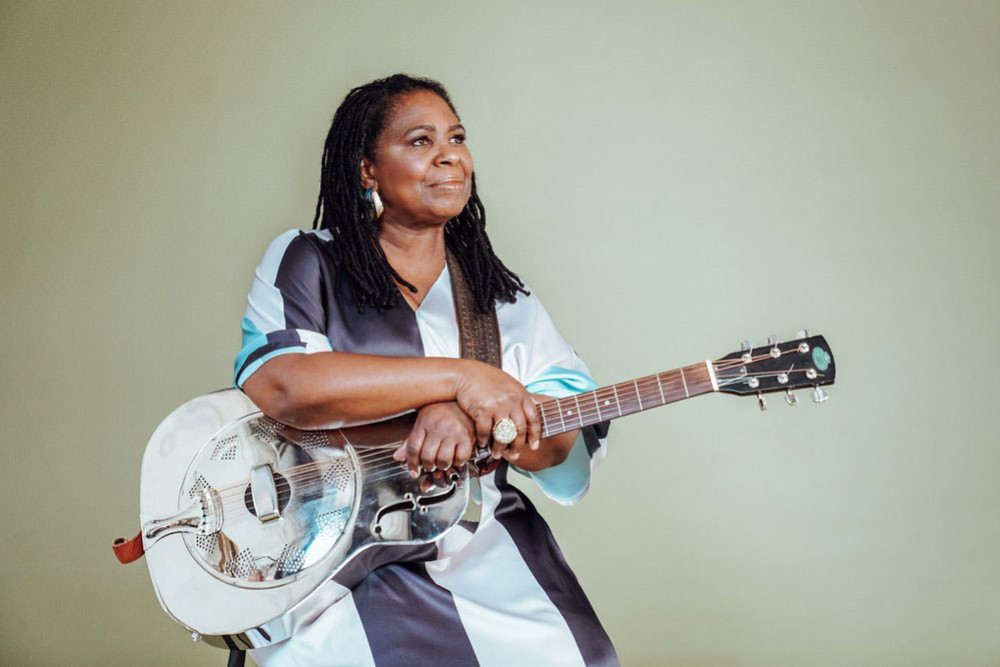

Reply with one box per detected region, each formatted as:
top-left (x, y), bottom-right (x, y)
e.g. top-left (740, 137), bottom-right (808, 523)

top-left (572, 393), bottom-right (584, 430)
top-left (618, 379), bottom-right (640, 416)
top-left (539, 406), bottom-right (550, 438)
top-left (611, 383), bottom-right (622, 417)
top-left (594, 390), bottom-right (603, 422)
top-left (655, 373), bottom-right (666, 404)
top-left (680, 367), bottom-right (689, 398)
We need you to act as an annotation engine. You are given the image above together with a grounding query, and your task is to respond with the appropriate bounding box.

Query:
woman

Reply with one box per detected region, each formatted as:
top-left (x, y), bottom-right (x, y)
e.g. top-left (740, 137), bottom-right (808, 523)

top-left (236, 74), bottom-right (618, 666)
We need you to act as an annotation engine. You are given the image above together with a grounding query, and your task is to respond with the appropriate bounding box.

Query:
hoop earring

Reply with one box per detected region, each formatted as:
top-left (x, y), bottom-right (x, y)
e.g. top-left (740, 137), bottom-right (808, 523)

top-left (364, 188), bottom-right (384, 221)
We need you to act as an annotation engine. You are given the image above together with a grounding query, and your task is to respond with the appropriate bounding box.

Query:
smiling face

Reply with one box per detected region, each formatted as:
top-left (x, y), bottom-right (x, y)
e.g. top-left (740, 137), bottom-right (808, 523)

top-left (361, 89), bottom-right (473, 228)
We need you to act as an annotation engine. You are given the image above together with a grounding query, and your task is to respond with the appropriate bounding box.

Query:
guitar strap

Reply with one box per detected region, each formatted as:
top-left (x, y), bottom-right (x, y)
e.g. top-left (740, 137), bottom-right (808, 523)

top-left (445, 250), bottom-right (503, 480)
top-left (445, 250), bottom-right (503, 370)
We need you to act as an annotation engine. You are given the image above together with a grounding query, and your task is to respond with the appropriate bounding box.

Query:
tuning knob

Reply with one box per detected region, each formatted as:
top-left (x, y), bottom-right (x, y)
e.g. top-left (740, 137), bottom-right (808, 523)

top-left (757, 392), bottom-right (767, 412)
top-left (740, 340), bottom-right (753, 351)
top-left (796, 329), bottom-right (809, 339)
top-left (812, 385), bottom-right (829, 403)
top-left (768, 335), bottom-right (782, 346)
top-left (785, 389), bottom-right (799, 407)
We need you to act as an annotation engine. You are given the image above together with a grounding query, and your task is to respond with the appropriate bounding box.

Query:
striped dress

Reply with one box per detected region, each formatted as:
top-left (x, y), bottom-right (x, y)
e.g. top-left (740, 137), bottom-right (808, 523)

top-left (235, 229), bottom-right (618, 666)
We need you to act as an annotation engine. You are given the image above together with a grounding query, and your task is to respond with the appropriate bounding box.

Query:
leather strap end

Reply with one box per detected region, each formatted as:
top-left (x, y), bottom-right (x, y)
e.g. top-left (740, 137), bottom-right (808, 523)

top-left (112, 531), bottom-right (145, 564)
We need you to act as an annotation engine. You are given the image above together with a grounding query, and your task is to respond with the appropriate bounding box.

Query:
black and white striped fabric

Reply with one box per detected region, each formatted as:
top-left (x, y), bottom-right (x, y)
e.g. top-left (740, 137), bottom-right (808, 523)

top-left (235, 229), bottom-right (617, 666)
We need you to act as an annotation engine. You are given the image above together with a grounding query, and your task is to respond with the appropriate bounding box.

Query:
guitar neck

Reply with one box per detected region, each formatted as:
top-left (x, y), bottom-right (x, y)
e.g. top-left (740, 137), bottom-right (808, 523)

top-left (537, 362), bottom-right (718, 438)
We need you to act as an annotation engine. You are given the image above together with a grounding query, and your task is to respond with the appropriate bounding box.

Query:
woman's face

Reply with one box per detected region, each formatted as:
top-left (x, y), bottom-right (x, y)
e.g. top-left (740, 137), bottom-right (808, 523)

top-left (362, 90), bottom-right (474, 227)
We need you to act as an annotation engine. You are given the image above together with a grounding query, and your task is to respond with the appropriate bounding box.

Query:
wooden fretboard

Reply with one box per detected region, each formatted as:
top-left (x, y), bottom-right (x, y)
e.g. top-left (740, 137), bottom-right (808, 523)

top-left (537, 362), bottom-right (716, 438)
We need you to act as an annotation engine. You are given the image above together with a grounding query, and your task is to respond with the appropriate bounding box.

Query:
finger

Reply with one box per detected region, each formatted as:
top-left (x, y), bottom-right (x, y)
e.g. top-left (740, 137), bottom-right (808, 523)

top-left (420, 435), bottom-right (442, 474)
top-left (454, 436), bottom-right (474, 468)
top-left (523, 395), bottom-right (541, 451)
top-left (490, 416), bottom-right (508, 460)
top-left (419, 475), bottom-right (434, 493)
top-left (436, 438), bottom-right (457, 471)
top-left (503, 445), bottom-right (521, 462)
top-left (473, 413), bottom-right (493, 451)
top-left (396, 427), bottom-right (422, 462)
top-left (510, 410), bottom-right (528, 454)
top-left (405, 429), bottom-right (426, 478)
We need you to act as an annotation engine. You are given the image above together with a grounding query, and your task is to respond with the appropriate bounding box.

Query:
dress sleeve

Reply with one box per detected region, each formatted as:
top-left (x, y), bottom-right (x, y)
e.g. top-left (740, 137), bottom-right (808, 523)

top-left (233, 230), bottom-right (334, 388)
top-left (518, 294), bottom-right (609, 506)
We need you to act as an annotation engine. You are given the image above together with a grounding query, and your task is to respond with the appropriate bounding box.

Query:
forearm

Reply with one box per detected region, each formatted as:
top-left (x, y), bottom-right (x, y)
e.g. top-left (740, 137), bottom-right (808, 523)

top-left (508, 429), bottom-right (580, 472)
top-left (242, 351), bottom-right (471, 429)
top-left (504, 394), bottom-right (579, 471)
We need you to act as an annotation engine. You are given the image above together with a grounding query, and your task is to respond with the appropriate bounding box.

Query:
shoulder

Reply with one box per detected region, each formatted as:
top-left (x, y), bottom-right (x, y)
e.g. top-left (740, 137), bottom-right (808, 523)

top-left (496, 280), bottom-right (539, 318)
top-left (256, 228), bottom-right (334, 278)
top-left (496, 281), bottom-right (567, 344)
top-left (260, 228), bottom-right (334, 260)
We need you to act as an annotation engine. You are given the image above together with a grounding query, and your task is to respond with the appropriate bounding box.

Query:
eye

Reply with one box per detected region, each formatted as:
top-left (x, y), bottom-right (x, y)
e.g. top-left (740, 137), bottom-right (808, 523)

top-left (410, 135), bottom-right (431, 146)
top-left (451, 134), bottom-right (466, 144)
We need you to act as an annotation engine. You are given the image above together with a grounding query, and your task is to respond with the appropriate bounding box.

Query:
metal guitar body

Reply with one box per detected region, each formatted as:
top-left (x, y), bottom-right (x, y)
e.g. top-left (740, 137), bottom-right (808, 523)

top-left (139, 389), bottom-right (469, 648)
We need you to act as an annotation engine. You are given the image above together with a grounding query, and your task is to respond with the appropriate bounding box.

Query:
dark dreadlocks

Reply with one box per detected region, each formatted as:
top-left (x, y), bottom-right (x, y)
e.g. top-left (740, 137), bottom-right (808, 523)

top-left (312, 73), bottom-right (527, 314)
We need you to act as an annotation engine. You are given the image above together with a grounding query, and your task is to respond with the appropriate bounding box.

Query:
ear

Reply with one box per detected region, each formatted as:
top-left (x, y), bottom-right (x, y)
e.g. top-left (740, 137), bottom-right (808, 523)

top-left (360, 157), bottom-right (377, 190)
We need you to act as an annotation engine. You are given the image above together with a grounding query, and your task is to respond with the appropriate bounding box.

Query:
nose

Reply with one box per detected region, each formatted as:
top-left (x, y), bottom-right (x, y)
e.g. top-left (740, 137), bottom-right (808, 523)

top-left (434, 143), bottom-right (459, 167)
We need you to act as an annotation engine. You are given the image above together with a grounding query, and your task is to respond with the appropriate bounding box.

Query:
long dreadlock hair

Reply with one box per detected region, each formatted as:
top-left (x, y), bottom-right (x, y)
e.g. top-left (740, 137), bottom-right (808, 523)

top-left (312, 73), bottom-right (527, 314)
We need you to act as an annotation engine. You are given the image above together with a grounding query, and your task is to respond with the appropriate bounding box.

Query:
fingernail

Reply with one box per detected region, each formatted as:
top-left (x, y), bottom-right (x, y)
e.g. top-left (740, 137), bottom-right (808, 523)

top-left (512, 451), bottom-right (520, 460)
top-left (492, 450), bottom-right (502, 460)
top-left (409, 470), bottom-right (419, 478)
top-left (531, 440), bottom-right (539, 450)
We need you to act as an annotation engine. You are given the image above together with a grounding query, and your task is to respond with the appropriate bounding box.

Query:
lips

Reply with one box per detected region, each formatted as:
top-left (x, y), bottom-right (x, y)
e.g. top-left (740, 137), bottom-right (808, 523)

top-left (429, 178), bottom-right (465, 188)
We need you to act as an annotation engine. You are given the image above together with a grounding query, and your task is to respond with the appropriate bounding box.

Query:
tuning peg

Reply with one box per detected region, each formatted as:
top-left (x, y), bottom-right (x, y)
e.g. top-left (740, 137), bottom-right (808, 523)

top-left (785, 389), bottom-right (798, 407)
top-left (768, 335), bottom-right (782, 358)
top-left (796, 329), bottom-right (809, 339)
top-left (740, 340), bottom-right (753, 351)
top-left (812, 385), bottom-right (829, 403)
top-left (757, 392), bottom-right (767, 412)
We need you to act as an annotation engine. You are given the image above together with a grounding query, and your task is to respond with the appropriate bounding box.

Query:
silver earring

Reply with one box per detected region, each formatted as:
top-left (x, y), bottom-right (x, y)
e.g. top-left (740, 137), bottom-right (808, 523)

top-left (365, 188), bottom-right (384, 220)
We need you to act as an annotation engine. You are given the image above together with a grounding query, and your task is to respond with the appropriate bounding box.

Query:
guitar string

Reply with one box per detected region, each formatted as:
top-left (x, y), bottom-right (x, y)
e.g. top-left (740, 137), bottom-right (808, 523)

top-left (217, 367), bottom-right (821, 512)
top-left (211, 464), bottom-right (467, 530)
top-left (213, 375), bottom-right (698, 508)
top-left (216, 454), bottom-right (446, 514)
top-left (211, 354), bottom-right (820, 508)
top-left (214, 446), bottom-right (445, 507)
top-left (215, 451), bottom-right (406, 510)
top-left (211, 372), bottom-right (692, 496)
top-left (217, 454), bottom-right (473, 514)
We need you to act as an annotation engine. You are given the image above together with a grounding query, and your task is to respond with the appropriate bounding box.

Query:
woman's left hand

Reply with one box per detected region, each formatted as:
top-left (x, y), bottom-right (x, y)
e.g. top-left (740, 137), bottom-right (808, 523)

top-left (393, 402), bottom-right (477, 477)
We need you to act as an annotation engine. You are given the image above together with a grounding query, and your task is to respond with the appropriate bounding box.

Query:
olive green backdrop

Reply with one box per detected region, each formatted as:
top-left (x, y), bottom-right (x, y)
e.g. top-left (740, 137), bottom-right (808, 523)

top-left (2, 1), bottom-right (997, 665)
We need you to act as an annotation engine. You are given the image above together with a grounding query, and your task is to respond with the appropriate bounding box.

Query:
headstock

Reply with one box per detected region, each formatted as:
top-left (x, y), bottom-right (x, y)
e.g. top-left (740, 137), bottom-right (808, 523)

top-left (713, 331), bottom-right (835, 410)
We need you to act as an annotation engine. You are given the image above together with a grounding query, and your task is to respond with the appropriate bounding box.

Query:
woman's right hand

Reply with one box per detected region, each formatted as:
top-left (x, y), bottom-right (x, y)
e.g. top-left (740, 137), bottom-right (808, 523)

top-left (453, 360), bottom-right (541, 460)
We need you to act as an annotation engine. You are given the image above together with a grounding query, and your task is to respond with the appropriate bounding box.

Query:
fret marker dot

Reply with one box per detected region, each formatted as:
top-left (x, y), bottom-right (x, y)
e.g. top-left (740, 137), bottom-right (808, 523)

top-left (604, 400), bottom-right (610, 406)
top-left (567, 410), bottom-right (573, 415)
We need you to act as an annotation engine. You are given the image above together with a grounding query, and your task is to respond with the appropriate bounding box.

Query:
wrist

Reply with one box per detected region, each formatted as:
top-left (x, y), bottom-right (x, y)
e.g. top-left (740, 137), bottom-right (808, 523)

top-left (446, 358), bottom-right (476, 398)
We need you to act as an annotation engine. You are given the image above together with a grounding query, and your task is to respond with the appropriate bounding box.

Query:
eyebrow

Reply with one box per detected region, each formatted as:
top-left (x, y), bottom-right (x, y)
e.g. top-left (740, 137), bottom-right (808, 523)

top-left (402, 123), bottom-right (465, 135)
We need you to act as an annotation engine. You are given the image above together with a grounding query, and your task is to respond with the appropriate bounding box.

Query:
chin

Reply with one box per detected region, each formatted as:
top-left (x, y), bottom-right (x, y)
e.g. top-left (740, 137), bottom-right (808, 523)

top-left (428, 198), bottom-right (470, 221)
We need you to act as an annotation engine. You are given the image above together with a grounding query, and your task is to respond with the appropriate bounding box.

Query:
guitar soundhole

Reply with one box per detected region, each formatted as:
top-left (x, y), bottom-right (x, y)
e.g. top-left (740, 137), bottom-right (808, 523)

top-left (243, 472), bottom-right (292, 517)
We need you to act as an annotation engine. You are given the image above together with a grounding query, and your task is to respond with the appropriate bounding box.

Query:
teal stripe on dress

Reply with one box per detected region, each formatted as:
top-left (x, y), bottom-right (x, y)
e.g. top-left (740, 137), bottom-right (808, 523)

top-left (522, 365), bottom-right (600, 505)
top-left (233, 317), bottom-right (269, 381)
top-left (524, 365), bottom-right (597, 398)
top-left (235, 347), bottom-right (305, 388)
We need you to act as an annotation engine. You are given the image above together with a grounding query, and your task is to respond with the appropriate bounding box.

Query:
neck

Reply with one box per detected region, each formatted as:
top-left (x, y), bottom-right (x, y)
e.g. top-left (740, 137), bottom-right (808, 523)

top-left (536, 362), bottom-right (718, 438)
top-left (378, 218), bottom-right (446, 263)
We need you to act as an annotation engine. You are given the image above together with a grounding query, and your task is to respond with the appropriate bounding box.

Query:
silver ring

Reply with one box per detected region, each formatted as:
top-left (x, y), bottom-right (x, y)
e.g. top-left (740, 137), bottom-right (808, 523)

top-left (492, 418), bottom-right (518, 445)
